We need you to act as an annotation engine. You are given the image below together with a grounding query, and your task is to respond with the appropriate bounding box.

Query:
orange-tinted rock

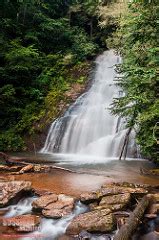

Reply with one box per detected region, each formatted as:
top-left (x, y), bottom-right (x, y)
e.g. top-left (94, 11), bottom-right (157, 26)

top-left (80, 183), bottom-right (147, 204)
top-left (32, 193), bottom-right (58, 210)
top-left (80, 192), bottom-right (99, 204)
top-left (66, 209), bottom-right (114, 235)
top-left (42, 194), bottom-right (74, 218)
top-left (32, 193), bottom-right (74, 218)
top-left (1, 214), bottom-right (40, 232)
top-left (0, 181), bottom-right (32, 207)
top-left (99, 193), bottom-right (131, 206)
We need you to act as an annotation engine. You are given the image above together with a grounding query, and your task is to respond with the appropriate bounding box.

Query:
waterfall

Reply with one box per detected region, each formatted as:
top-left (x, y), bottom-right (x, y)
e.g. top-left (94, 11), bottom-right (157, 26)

top-left (41, 50), bottom-right (137, 159)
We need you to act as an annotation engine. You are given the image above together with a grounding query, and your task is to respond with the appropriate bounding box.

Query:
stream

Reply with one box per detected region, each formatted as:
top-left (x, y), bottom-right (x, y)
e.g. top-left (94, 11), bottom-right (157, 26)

top-left (1, 50), bottom-right (159, 239)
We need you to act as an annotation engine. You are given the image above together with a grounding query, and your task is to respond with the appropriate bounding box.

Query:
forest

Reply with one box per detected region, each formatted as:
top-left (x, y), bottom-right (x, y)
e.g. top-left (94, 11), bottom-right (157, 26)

top-left (0, 0), bottom-right (158, 162)
top-left (0, 1), bottom-right (159, 239)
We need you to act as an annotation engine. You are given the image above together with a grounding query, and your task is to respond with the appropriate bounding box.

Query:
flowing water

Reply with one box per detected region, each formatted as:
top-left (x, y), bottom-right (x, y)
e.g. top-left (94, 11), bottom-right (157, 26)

top-left (1, 197), bottom-right (87, 240)
top-left (1, 51), bottom-right (150, 240)
top-left (41, 50), bottom-right (138, 160)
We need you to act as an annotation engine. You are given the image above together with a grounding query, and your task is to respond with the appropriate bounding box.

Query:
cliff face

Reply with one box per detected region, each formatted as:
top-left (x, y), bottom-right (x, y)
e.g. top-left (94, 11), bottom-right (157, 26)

top-left (24, 60), bottom-right (93, 152)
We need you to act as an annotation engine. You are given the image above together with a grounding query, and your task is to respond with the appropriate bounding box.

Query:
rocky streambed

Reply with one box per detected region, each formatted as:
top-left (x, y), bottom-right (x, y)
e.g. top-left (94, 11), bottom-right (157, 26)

top-left (0, 179), bottom-right (159, 240)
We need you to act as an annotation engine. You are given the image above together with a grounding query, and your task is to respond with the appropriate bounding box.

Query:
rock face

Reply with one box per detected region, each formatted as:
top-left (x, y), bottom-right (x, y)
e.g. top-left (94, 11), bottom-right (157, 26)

top-left (66, 209), bottom-right (115, 235)
top-left (0, 181), bottom-right (32, 207)
top-left (1, 214), bottom-right (40, 232)
top-left (32, 194), bottom-right (74, 218)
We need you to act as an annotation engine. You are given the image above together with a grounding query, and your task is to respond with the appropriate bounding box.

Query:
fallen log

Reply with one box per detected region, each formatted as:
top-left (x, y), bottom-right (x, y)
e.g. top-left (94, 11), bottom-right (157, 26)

top-left (113, 195), bottom-right (153, 240)
top-left (0, 152), bottom-right (75, 174)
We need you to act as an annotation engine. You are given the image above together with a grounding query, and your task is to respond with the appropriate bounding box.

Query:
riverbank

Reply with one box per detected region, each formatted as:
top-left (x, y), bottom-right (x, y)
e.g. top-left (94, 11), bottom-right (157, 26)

top-left (0, 170), bottom-right (159, 240)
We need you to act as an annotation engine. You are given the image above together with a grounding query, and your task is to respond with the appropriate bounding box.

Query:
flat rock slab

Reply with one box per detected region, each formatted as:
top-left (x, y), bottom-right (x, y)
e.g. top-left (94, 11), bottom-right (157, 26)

top-left (80, 183), bottom-right (147, 204)
top-left (0, 181), bottom-right (32, 207)
top-left (66, 209), bottom-right (114, 235)
top-left (99, 193), bottom-right (131, 206)
top-left (32, 194), bottom-right (74, 218)
top-left (32, 193), bottom-right (58, 210)
top-left (1, 214), bottom-right (40, 232)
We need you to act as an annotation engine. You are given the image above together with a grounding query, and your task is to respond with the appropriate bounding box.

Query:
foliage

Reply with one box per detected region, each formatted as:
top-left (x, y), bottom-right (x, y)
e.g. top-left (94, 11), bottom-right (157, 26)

top-left (0, 0), bottom-right (118, 151)
top-left (111, 1), bottom-right (158, 161)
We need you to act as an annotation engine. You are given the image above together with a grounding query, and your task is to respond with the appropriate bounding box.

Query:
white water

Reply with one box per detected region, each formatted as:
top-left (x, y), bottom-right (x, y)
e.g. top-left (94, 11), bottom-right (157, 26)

top-left (2, 197), bottom-right (87, 240)
top-left (41, 50), bottom-right (137, 159)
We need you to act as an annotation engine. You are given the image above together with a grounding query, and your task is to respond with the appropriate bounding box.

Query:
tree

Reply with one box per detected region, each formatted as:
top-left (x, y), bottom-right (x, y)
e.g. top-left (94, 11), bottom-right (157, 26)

top-left (111, 1), bottom-right (158, 161)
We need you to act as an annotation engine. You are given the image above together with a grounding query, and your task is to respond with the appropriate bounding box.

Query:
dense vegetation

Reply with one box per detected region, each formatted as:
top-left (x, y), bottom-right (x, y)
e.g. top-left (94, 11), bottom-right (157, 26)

top-left (109, 0), bottom-right (158, 161)
top-left (0, 0), bottom-right (116, 151)
top-left (1, 0), bottom-right (158, 162)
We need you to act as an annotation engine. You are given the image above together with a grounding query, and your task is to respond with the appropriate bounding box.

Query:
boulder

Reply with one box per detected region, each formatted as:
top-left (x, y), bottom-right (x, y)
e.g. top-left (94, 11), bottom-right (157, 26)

top-left (80, 184), bottom-right (147, 204)
top-left (99, 186), bottom-right (147, 197)
top-left (42, 194), bottom-right (74, 218)
top-left (99, 193), bottom-right (131, 206)
top-left (32, 194), bottom-right (74, 218)
top-left (32, 193), bottom-right (58, 210)
top-left (66, 209), bottom-right (115, 235)
top-left (80, 192), bottom-right (99, 204)
top-left (1, 214), bottom-right (40, 232)
top-left (90, 193), bottom-right (131, 212)
top-left (0, 181), bottom-right (32, 207)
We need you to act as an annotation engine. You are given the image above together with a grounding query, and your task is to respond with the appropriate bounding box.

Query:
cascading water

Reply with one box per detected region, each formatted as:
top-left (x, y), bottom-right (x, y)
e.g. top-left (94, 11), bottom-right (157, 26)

top-left (2, 197), bottom-right (87, 240)
top-left (41, 50), bottom-right (137, 159)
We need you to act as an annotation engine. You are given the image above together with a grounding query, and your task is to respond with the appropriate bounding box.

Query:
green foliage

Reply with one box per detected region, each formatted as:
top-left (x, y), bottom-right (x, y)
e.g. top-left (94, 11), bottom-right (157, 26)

top-left (111, 1), bottom-right (158, 161)
top-left (0, 0), bottom-right (116, 151)
top-left (0, 130), bottom-right (25, 152)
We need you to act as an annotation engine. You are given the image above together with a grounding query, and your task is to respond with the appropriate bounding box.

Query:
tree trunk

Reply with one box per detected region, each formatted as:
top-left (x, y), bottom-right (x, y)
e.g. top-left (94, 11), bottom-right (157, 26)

top-left (113, 195), bottom-right (153, 240)
top-left (90, 19), bottom-right (93, 39)
top-left (119, 127), bottom-right (132, 160)
top-left (0, 152), bottom-right (74, 173)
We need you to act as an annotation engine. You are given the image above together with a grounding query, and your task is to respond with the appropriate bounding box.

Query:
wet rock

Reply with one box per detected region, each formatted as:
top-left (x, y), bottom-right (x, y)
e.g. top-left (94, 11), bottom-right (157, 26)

top-left (80, 184), bottom-right (147, 204)
top-left (90, 193), bottom-right (131, 213)
top-left (66, 209), bottom-right (115, 235)
top-left (100, 193), bottom-right (130, 205)
top-left (32, 193), bottom-right (74, 218)
top-left (33, 188), bottom-right (53, 196)
top-left (0, 181), bottom-right (32, 207)
top-left (94, 203), bottom-right (127, 212)
top-left (80, 192), bottom-right (99, 204)
top-left (99, 185), bottom-right (147, 197)
top-left (32, 193), bottom-right (58, 210)
top-left (1, 214), bottom-right (40, 232)
top-left (42, 194), bottom-right (74, 218)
